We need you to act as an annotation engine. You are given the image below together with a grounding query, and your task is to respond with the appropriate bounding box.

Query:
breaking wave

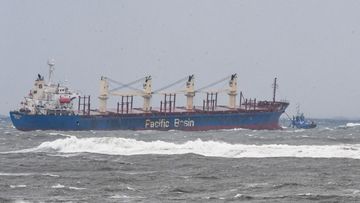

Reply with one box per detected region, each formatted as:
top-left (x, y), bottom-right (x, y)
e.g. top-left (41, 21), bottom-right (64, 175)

top-left (14, 136), bottom-right (360, 159)
top-left (336, 122), bottom-right (360, 129)
top-left (346, 123), bottom-right (360, 127)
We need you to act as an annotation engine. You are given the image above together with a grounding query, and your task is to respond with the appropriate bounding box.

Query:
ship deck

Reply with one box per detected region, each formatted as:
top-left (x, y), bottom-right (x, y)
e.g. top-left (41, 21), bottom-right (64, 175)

top-left (77, 102), bottom-right (289, 116)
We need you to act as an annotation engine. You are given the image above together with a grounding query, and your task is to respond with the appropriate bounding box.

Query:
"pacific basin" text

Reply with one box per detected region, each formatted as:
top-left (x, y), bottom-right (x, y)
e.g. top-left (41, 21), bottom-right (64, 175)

top-left (145, 118), bottom-right (195, 128)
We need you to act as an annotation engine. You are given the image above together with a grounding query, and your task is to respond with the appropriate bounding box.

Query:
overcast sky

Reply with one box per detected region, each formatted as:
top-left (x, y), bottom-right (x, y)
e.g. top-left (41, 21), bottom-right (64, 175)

top-left (1, 0), bottom-right (360, 118)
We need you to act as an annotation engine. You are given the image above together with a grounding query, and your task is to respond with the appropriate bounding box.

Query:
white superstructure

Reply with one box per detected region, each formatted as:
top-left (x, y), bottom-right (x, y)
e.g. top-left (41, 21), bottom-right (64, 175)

top-left (19, 61), bottom-right (79, 115)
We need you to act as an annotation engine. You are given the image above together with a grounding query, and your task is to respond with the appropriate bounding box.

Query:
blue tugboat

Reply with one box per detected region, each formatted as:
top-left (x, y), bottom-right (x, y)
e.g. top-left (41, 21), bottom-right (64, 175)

top-left (290, 107), bottom-right (316, 129)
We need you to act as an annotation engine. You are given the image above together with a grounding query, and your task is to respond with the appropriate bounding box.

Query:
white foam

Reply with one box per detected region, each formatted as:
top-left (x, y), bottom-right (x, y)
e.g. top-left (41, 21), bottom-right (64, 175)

top-left (297, 193), bottom-right (313, 196)
top-left (284, 129), bottom-right (305, 133)
top-left (69, 186), bottom-right (86, 190)
top-left (51, 183), bottom-right (65, 189)
top-left (220, 128), bottom-right (247, 132)
top-left (126, 186), bottom-right (136, 191)
top-left (42, 173), bottom-right (60, 177)
top-left (234, 194), bottom-right (243, 198)
top-left (110, 195), bottom-right (130, 199)
top-left (10, 185), bottom-right (27, 188)
top-left (16, 137), bottom-right (360, 159)
top-left (48, 132), bottom-right (73, 137)
top-left (0, 172), bottom-right (60, 179)
top-left (346, 123), bottom-right (360, 127)
top-left (50, 183), bottom-right (86, 190)
top-left (13, 200), bottom-right (32, 203)
top-left (343, 189), bottom-right (360, 195)
top-left (0, 172), bottom-right (32, 176)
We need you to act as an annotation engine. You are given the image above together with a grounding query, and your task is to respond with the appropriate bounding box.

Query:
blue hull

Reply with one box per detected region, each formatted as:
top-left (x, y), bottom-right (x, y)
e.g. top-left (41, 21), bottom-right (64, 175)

top-left (10, 110), bottom-right (285, 131)
top-left (292, 122), bottom-right (317, 129)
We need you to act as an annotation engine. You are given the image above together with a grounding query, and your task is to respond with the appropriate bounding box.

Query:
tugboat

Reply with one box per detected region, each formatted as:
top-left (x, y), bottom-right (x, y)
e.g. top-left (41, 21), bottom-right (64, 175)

top-left (290, 106), bottom-right (317, 129)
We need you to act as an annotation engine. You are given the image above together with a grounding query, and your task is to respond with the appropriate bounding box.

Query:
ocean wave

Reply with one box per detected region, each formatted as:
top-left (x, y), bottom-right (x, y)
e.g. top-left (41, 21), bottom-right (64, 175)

top-left (0, 172), bottom-right (60, 177)
top-left (296, 193), bottom-right (344, 201)
top-left (346, 123), bottom-right (360, 127)
top-left (69, 186), bottom-right (86, 190)
top-left (51, 183), bottom-right (65, 189)
top-left (337, 122), bottom-right (360, 129)
top-left (0, 172), bottom-right (33, 176)
top-left (10, 185), bottom-right (27, 188)
top-left (48, 132), bottom-right (73, 137)
top-left (233, 194), bottom-right (253, 200)
top-left (283, 129), bottom-right (306, 133)
top-left (42, 173), bottom-right (60, 177)
top-left (50, 183), bottom-right (86, 190)
top-left (219, 128), bottom-right (247, 132)
top-left (12, 137), bottom-right (360, 159)
top-left (109, 194), bottom-right (145, 200)
top-left (322, 127), bottom-right (334, 131)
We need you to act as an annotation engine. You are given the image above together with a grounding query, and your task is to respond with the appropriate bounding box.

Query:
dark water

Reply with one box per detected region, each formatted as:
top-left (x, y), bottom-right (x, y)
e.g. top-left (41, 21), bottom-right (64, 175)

top-left (1, 118), bottom-right (360, 202)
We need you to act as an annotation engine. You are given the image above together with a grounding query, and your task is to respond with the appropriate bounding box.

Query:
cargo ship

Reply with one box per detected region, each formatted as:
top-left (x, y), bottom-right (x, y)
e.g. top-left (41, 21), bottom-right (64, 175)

top-left (10, 61), bottom-right (289, 131)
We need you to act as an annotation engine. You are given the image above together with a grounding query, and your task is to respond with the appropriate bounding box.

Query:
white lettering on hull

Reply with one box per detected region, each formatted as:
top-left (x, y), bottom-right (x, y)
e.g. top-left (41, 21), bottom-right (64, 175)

top-left (145, 118), bottom-right (195, 129)
top-left (145, 119), bottom-right (170, 128)
top-left (174, 118), bottom-right (195, 128)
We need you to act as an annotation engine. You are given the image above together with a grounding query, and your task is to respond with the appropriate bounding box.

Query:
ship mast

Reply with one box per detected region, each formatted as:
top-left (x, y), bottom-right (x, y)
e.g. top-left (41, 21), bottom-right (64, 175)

top-left (47, 59), bottom-right (55, 85)
top-left (272, 77), bottom-right (278, 102)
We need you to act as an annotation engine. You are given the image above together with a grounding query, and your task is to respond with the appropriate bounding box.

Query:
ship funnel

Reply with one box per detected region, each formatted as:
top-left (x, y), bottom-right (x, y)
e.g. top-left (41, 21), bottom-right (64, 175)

top-left (98, 76), bottom-right (109, 113)
top-left (185, 74), bottom-right (195, 110)
top-left (228, 73), bottom-right (237, 109)
top-left (142, 76), bottom-right (152, 112)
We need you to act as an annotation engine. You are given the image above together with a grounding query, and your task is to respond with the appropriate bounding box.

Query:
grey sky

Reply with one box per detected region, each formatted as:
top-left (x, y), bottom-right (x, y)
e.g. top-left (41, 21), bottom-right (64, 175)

top-left (1, 0), bottom-right (360, 118)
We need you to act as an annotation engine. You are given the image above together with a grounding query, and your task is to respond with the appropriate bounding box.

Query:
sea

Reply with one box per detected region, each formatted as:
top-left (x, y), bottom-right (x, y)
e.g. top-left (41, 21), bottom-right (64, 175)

top-left (1, 118), bottom-right (360, 202)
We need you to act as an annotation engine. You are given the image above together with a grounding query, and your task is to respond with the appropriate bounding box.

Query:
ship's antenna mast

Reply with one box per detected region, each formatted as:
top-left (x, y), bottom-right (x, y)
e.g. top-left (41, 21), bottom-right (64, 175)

top-left (272, 77), bottom-right (278, 102)
top-left (47, 59), bottom-right (55, 85)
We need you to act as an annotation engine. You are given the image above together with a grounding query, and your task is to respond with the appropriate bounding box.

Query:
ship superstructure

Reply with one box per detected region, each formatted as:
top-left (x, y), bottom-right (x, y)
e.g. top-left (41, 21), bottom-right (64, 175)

top-left (19, 60), bottom-right (79, 116)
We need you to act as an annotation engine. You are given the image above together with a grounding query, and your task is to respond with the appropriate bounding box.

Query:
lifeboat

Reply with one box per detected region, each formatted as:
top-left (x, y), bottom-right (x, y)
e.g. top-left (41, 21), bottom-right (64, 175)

top-left (59, 96), bottom-right (71, 104)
